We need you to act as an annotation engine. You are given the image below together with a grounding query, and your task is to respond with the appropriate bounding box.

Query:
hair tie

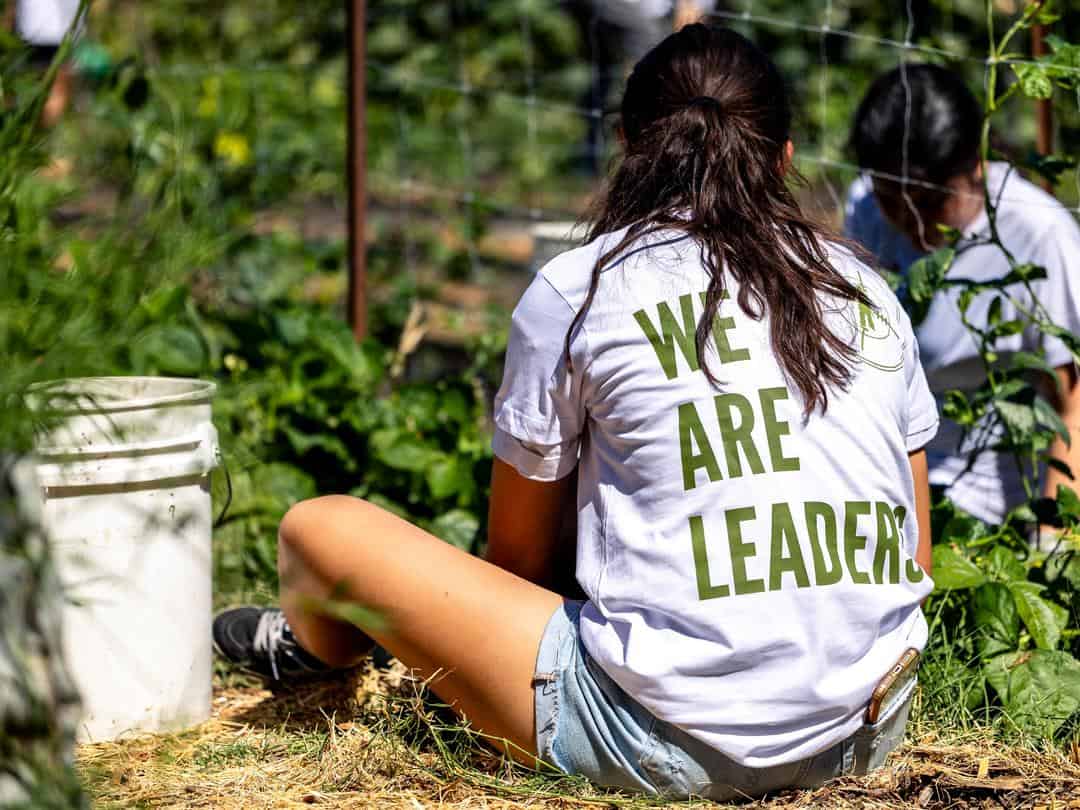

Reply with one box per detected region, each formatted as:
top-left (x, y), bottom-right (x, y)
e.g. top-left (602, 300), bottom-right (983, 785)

top-left (687, 96), bottom-right (725, 117)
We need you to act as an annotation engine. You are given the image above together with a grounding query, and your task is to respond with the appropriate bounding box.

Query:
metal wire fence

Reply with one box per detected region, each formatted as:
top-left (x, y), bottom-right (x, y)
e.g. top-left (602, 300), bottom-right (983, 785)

top-left (77, 1), bottom-right (1080, 298)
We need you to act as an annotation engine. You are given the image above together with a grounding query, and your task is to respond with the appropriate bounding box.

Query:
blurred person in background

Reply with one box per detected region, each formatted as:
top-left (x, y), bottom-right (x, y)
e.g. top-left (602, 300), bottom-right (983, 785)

top-left (6, 0), bottom-right (82, 126)
top-left (846, 64), bottom-right (1080, 543)
top-left (572, 0), bottom-right (714, 173)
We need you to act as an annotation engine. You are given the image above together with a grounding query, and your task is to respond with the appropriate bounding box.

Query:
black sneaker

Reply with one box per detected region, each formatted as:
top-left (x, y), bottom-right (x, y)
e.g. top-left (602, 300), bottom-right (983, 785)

top-left (213, 607), bottom-right (335, 682)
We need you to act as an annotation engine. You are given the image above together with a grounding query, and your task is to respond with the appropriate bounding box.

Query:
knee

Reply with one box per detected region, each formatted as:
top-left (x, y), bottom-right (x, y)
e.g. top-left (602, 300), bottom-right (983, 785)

top-left (278, 494), bottom-right (355, 552)
top-left (278, 496), bottom-right (356, 584)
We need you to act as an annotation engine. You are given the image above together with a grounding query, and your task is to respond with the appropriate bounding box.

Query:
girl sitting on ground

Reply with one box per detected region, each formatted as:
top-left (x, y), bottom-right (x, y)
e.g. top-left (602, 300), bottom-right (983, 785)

top-left (215, 25), bottom-right (936, 799)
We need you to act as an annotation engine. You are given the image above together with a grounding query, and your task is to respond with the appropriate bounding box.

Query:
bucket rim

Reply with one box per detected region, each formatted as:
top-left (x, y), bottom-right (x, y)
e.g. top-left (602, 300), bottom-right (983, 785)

top-left (28, 376), bottom-right (217, 414)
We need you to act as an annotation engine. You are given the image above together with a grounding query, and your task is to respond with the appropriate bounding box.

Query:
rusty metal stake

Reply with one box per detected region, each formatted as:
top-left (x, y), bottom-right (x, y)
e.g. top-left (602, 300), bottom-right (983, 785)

top-left (346, 0), bottom-right (368, 339)
top-left (1031, 8), bottom-right (1054, 192)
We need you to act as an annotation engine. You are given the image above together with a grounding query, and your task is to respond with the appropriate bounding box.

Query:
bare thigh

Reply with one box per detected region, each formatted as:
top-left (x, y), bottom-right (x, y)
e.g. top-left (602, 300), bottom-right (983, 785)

top-left (277, 495), bottom-right (564, 763)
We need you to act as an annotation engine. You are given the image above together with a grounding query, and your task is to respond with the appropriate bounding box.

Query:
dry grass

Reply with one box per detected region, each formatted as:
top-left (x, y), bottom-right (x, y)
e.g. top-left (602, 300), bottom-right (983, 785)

top-left (78, 663), bottom-right (1080, 809)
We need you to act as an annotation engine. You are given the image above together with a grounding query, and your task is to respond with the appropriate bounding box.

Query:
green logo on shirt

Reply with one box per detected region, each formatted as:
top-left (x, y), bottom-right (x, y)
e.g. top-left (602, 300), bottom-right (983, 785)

top-left (841, 279), bottom-right (904, 373)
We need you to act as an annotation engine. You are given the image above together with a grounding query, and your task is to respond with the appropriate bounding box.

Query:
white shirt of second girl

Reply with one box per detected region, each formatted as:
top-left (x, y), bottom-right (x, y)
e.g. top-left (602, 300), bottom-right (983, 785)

top-left (845, 164), bottom-right (1080, 525)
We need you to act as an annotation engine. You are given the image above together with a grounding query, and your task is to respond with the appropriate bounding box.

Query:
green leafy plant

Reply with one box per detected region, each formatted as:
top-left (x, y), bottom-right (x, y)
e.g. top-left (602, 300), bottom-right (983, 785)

top-left (914, 0), bottom-right (1080, 741)
top-left (172, 249), bottom-right (497, 593)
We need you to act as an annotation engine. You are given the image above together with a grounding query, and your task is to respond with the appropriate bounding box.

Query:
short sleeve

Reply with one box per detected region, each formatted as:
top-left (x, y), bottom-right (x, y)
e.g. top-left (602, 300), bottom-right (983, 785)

top-left (1030, 217), bottom-right (1080, 370)
top-left (898, 304), bottom-right (939, 452)
top-left (492, 274), bottom-right (587, 481)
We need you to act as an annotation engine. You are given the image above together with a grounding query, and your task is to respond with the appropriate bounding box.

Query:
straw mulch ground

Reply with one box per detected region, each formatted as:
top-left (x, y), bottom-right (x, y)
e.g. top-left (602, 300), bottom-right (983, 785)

top-left (78, 663), bottom-right (1080, 809)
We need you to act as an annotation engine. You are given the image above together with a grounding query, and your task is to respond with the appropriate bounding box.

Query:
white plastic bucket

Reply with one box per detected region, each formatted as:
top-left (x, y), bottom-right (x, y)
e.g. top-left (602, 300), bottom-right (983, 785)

top-left (31, 377), bottom-right (219, 742)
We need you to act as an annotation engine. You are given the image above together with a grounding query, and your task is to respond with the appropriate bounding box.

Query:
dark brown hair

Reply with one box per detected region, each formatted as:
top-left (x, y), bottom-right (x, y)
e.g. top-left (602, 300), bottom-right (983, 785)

top-left (567, 24), bottom-right (869, 415)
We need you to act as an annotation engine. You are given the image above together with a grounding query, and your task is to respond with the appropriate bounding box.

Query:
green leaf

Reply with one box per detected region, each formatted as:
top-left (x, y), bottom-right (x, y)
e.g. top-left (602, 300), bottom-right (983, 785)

top-left (1009, 503), bottom-right (1039, 523)
top-left (986, 546), bottom-right (1026, 582)
top-left (139, 284), bottom-right (189, 320)
top-left (398, 386), bottom-right (443, 431)
top-left (1042, 322), bottom-right (1080, 350)
top-left (131, 323), bottom-right (208, 376)
top-left (1036, 3), bottom-right (1061, 25)
top-left (1057, 484), bottom-right (1080, 527)
top-left (996, 400), bottom-right (1037, 439)
top-left (281, 424), bottom-right (357, 471)
top-left (991, 379), bottom-right (1029, 400)
top-left (1022, 150), bottom-right (1078, 186)
top-left (1002, 263), bottom-right (1048, 286)
top-left (1035, 396), bottom-right (1070, 445)
top-left (957, 287), bottom-right (977, 317)
top-left (932, 545), bottom-right (987, 590)
top-left (990, 319), bottom-right (1025, 338)
top-left (274, 309), bottom-right (310, 346)
top-left (429, 509), bottom-right (479, 551)
top-left (939, 513), bottom-right (991, 546)
top-left (1046, 34), bottom-right (1080, 76)
top-left (984, 650), bottom-right (1080, 738)
top-left (437, 387), bottom-right (471, 425)
top-left (972, 583), bottom-right (1020, 658)
top-left (1042, 324), bottom-right (1080, 369)
top-left (251, 462), bottom-right (317, 518)
top-left (1008, 581), bottom-right (1061, 650)
top-left (370, 429), bottom-right (443, 472)
top-left (308, 317), bottom-right (381, 390)
top-left (1060, 556), bottom-right (1080, 591)
top-left (299, 594), bottom-right (387, 633)
top-left (1045, 34), bottom-right (1068, 52)
top-left (1010, 351), bottom-right (1061, 387)
top-left (1014, 63), bottom-right (1054, 100)
top-left (906, 248), bottom-right (954, 324)
top-left (426, 455), bottom-right (467, 499)
top-left (943, 390), bottom-right (974, 426)
top-left (1049, 600), bottom-right (1070, 636)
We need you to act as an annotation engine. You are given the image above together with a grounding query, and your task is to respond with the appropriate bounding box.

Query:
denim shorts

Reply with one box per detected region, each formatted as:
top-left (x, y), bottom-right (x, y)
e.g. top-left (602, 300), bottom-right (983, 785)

top-left (533, 601), bottom-right (914, 800)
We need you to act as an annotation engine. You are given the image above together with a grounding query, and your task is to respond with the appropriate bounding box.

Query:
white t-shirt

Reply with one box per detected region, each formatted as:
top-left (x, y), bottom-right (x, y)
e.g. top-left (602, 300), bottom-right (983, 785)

top-left (492, 227), bottom-right (938, 767)
top-left (845, 165), bottom-right (1080, 525)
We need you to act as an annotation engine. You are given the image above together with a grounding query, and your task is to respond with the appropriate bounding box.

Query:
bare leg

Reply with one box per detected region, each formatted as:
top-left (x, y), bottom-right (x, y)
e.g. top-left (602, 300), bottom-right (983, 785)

top-left (42, 64), bottom-right (73, 128)
top-left (278, 495), bottom-right (563, 763)
top-left (278, 539), bottom-right (375, 667)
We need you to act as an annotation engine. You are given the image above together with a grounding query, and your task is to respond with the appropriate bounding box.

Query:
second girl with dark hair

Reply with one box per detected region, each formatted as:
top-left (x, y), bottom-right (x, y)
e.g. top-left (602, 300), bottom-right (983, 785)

top-left (214, 25), bottom-right (937, 798)
top-left (847, 65), bottom-right (1080, 535)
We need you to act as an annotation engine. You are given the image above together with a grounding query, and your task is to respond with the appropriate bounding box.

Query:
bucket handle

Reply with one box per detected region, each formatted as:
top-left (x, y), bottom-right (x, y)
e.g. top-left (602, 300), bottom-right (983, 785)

top-left (214, 457), bottom-right (233, 529)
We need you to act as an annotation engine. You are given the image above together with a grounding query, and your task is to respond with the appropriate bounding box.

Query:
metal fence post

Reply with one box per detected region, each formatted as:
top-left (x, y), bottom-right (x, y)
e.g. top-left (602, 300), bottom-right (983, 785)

top-left (1031, 4), bottom-right (1054, 192)
top-left (347, 0), bottom-right (368, 339)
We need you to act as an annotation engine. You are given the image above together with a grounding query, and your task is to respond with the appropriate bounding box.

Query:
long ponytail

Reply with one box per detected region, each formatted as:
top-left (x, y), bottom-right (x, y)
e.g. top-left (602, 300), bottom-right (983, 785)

top-left (566, 25), bottom-right (870, 416)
